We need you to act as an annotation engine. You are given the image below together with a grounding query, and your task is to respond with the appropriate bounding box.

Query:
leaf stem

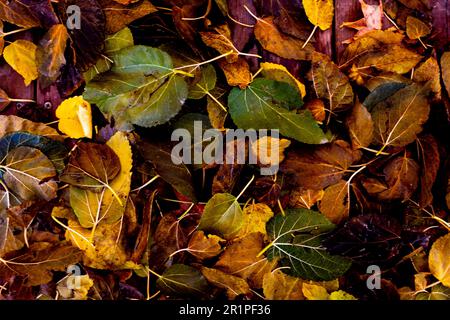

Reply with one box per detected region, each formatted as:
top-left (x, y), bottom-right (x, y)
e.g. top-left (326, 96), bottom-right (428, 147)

top-left (0, 28), bottom-right (30, 38)
top-left (256, 241), bottom-right (274, 258)
top-left (302, 25), bottom-right (317, 49)
top-left (236, 175), bottom-right (255, 201)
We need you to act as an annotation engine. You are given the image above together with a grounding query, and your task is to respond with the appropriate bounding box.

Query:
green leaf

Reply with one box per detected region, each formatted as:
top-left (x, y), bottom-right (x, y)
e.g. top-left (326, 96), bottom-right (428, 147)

top-left (266, 208), bottom-right (351, 281)
top-left (228, 78), bottom-right (327, 144)
top-left (84, 45), bottom-right (188, 130)
top-left (156, 264), bottom-right (209, 297)
top-left (198, 193), bottom-right (244, 240)
top-left (188, 64), bottom-right (217, 100)
top-left (83, 27), bottom-right (134, 83)
top-left (0, 132), bottom-right (67, 173)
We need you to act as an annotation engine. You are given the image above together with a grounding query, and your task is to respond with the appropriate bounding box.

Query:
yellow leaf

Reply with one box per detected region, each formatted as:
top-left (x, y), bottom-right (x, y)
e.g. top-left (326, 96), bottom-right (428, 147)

top-left (329, 290), bottom-right (357, 300)
top-left (56, 96), bottom-right (93, 139)
top-left (3, 40), bottom-right (38, 86)
top-left (428, 233), bottom-right (450, 287)
top-left (413, 57), bottom-right (441, 99)
top-left (188, 230), bottom-right (224, 260)
top-left (302, 283), bottom-right (330, 300)
top-left (237, 203), bottom-right (274, 239)
top-left (260, 62), bottom-right (306, 98)
top-left (66, 219), bottom-right (128, 269)
top-left (218, 57), bottom-right (252, 89)
top-left (263, 270), bottom-right (304, 300)
top-left (302, 0), bottom-right (334, 30)
top-left (57, 274), bottom-right (94, 300)
top-left (250, 137), bottom-right (291, 173)
top-left (201, 267), bottom-right (250, 299)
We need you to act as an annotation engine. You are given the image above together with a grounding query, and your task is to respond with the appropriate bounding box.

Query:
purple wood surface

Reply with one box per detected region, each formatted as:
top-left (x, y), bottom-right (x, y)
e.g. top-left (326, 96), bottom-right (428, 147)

top-left (432, 0), bottom-right (450, 50)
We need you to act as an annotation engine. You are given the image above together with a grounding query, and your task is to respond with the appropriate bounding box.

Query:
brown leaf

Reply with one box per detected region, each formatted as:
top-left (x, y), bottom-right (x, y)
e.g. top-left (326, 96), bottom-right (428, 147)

top-left (417, 135), bottom-right (440, 207)
top-left (318, 180), bottom-right (349, 224)
top-left (0, 115), bottom-right (63, 141)
top-left (215, 232), bottom-right (277, 288)
top-left (372, 84), bottom-right (430, 149)
top-left (428, 233), bottom-right (450, 287)
top-left (200, 25), bottom-right (239, 63)
top-left (345, 99), bottom-right (374, 149)
top-left (201, 267), bottom-right (250, 299)
top-left (60, 142), bottom-right (121, 191)
top-left (281, 140), bottom-right (360, 190)
top-left (406, 16), bottom-right (431, 39)
top-left (0, 0), bottom-right (58, 28)
top-left (363, 153), bottom-right (420, 201)
top-left (312, 51), bottom-right (354, 116)
top-left (218, 57), bottom-right (252, 89)
top-left (187, 230), bottom-right (224, 261)
top-left (441, 52), bottom-right (450, 97)
top-left (341, 0), bottom-right (383, 42)
top-left (0, 243), bottom-right (81, 286)
top-left (37, 24), bottom-right (69, 88)
top-left (413, 57), bottom-right (441, 100)
top-left (254, 17), bottom-right (314, 60)
top-left (289, 188), bottom-right (324, 209)
top-left (98, 0), bottom-right (157, 34)
top-left (304, 99), bottom-right (326, 122)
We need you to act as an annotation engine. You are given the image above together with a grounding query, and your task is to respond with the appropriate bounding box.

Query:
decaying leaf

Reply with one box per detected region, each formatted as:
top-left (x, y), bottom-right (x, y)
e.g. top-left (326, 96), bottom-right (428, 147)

top-left (263, 270), bottom-right (304, 300)
top-left (345, 99), bottom-right (374, 149)
top-left (201, 267), bottom-right (250, 299)
top-left (406, 16), bottom-right (431, 40)
top-left (318, 180), bottom-right (349, 224)
top-left (187, 230), bottom-right (224, 261)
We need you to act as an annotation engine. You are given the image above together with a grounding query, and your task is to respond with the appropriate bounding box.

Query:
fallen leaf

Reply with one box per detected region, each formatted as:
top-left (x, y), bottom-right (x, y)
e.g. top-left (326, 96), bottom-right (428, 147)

top-left (57, 274), bottom-right (94, 300)
top-left (187, 230), bottom-right (224, 261)
top-left (215, 232), bottom-right (277, 288)
top-left (345, 99), bottom-right (374, 149)
top-left (157, 264), bottom-right (209, 298)
top-left (428, 233), bottom-right (450, 287)
top-left (417, 135), bottom-right (440, 207)
top-left (237, 203), bottom-right (274, 239)
top-left (3, 40), bottom-right (38, 86)
top-left (201, 267), bottom-right (250, 299)
top-left (218, 57), bottom-right (252, 89)
top-left (0, 115), bottom-right (63, 141)
top-left (371, 84), bottom-right (430, 149)
top-left (260, 62), bottom-right (306, 98)
top-left (37, 24), bottom-right (69, 87)
top-left (312, 51), bottom-right (354, 117)
top-left (303, 99), bottom-right (326, 122)
top-left (413, 57), bottom-right (441, 99)
top-left (302, 283), bottom-right (330, 300)
top-left (441, 52), bottom-right (450, 96)
top-left (263, 270), bottom-right (304, 300)
top-left (406, 16), bottom-right (431, 39)
top-left (254, 17), bottom-right (314, 60)
top-left (318, 180), bottom-right (349, 224)
top-left (228, 78), bottom-right (327, 144)
top-left (281, 140), bottom-right (360, 190)
top-left (199, 193), bottom-right (243, 240)
top-left (302, 0), bottom-right (334, 30)
top-left (56, 96), bottom-right (93, 139)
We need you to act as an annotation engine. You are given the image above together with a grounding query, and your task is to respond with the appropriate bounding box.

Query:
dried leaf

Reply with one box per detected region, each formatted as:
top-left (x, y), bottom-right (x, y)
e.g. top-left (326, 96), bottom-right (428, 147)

top-left (417, 135), bottom-right (440, 207)
top-left (428, 233), bottom-right (450, 287)
top-left (281, 140), bottom-right (360, 190)
top-left (441, 52), bottom-right (450, 96)
top-left (371, 84), bottom-right (430, 149)
top-left (218, 57), bottom-right (252, 89)
top-left (0, 115), bottom-right (63, 141)
top-left (237, 203), bottom-right (274, 239)
top-left (345, 99), bottom-right (374, 149)
top-left (157, 264), bottom-right (209, 298)
top-left (263, 270), bottom-right (304, 300)
top-left (201, 267), bottom-right (250, 299)
top-left (302, 283), bottom-right (329, 300)
top-left (413, 57), bottom-right (441, 99)
top-left (318, 180), bottom-right (349, 224)
top-left (254, 17), bottom-right (314, 60)
top-left (37, 24), bottom-right (69, 87)
top-left (3, 40), bottom-right (38, 86)
top-left (312, 51), bottom-right (354, 115)
top-left (187, 231), bottom-right (224, 261)
top-left (406, 16), bottom-right (431, 39)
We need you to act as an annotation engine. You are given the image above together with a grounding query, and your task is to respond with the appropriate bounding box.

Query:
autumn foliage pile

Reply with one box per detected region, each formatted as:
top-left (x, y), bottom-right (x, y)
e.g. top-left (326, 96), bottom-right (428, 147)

top-left (0, 0), bottom-right (449, 301)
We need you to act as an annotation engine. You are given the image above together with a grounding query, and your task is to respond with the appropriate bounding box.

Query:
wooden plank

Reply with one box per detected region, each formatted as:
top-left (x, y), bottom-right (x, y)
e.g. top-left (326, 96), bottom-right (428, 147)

top-left (431, 0), bottom-right (450, 50)
top-left (334, 0), bottom-right (362, 62)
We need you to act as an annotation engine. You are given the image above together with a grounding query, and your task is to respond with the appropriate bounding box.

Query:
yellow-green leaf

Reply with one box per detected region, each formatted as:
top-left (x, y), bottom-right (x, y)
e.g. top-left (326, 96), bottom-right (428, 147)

top-left (429, 233), bottom-right (450, 287)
